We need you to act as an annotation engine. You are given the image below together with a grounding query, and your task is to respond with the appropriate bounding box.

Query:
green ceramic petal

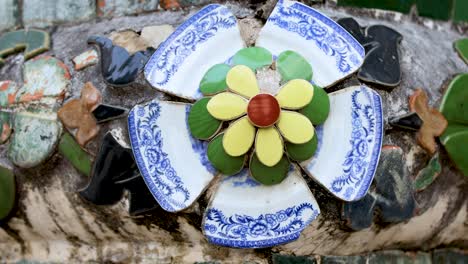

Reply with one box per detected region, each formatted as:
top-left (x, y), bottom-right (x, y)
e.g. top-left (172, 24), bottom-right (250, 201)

top-left (285, 132), bottom-right (318, 162)
top-left (59, 133), bottom-right (92, 176)
top-left (208, 133), bottom-right (245, 175)
top-left (0, 165), bottom-right (15, 220)
top-left (439, 74), bottom-right (468, 125)
top-left (188, 98), bottom-right (222, 140)
top-left (232, 47), bottom-right (273, 71)
top-left (199, 64), bottom-right (231, 96)
top-left (277, 50), bottom-right (313, 82)
top-left (441, 125), bottom-right (468, 176)
top-left (454, 38), bottom-right (468, 65)
top-left (250, 154), bottom-right (289, 185)
top-left (299, 85), bottom-right (330, 125)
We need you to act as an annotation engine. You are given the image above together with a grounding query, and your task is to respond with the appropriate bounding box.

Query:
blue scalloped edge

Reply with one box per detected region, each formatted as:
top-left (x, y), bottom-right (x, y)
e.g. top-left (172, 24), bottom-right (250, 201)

top-left (206, 233), bottom-right (301, 248)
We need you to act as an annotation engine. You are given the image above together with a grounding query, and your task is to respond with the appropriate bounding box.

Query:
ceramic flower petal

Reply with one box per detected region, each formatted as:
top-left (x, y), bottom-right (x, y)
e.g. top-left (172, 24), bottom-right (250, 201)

top-left (300, 86), bottom-right (383, 201)
top-left (255, 127), bottom-right (283, 167)
top-left (223, 117), bottom-right (256, 156)
top-left (226, 65), bottom-right (260, 98)
top-left (207, 92), bottom-right (248, 120)
top-left (144, 4), bottom-right (245, 100)
top-left (128, 100), bottom-right (217, 212)
top-left (276, 79), bottom-right (314, 109)
top-left (277, 111), bottom-right (314, 144)
top-left (203, 165), bottom-right (320, 248)
top-left (256, 0), bottom-right (364, 88)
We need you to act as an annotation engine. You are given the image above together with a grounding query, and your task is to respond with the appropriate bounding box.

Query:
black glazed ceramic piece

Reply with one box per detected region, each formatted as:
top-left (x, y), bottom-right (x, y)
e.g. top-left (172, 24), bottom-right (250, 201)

top-left (342, 146), bottom-right (415, 230)
top-left (389, 112), bottom-right (423, 131)
top-left (92, 104), bottom-right (128, 123)
top-left (338, 17), bottom-right (403, 88)
top-left (79, 132), bottom-right (158, 215)
top-left (88, 36), bottom-right (154, 87)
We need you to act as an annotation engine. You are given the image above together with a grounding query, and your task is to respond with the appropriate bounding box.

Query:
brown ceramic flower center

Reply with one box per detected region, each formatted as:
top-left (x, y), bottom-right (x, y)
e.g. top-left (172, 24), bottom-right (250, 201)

top-left (247, 94), bottom-right (280, 127)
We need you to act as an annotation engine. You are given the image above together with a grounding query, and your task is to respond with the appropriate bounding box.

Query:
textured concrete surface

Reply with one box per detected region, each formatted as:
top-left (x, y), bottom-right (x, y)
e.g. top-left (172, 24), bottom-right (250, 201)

top-left (0, 0), bottom-right (17, 32)
top-left (0, 1), bottom-right (467, 263)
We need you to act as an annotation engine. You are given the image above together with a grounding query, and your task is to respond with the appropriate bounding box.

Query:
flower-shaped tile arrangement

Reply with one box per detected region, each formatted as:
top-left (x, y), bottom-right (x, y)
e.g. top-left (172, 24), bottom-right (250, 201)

top-left (129, 0), bottom-right (383, 248)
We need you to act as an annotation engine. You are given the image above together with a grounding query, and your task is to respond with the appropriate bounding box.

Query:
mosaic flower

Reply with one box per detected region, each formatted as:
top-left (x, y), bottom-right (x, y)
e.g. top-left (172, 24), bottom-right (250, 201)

top-left (128, 0), bottom-right (384, 249)
top-left (188, 50), bottom-right (328, 185)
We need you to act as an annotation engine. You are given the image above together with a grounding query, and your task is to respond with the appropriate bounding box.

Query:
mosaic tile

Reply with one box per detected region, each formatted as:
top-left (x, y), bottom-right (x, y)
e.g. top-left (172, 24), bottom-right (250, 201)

top-left (410, 89), bottom-right (447, 154)
top-left (91, 104), bottom-right (128, 123)
top-left (8, 110), bottom-right (62, 168)
top-left (0, 56), bottom-right (70, 168)
top-left (188, 98), bottom-right (222, 140)
top-left (0, 165), bottom-right (15, 221)
top-left (453, 0), bottom-right (468, 23)
top-left (232, 47), bottom-right (273, 71)
top-left (343, 146), bottom-right (415, 230)
top-left (454, 38), bottom-right (468, 65)
top-left (207, 133), bottom-right (245, 175)
top-left (276, 50), bottom-right (313, 82)
top-left (58, 82), bottom-right (101, 147)
top-left (416, 0), bottom-right (453, 20)
top-left (72, 49), bottom-right (98, 71)
top-left (338, 18), bottom-right (402, 88)
top-left (389, 112), bottom-right (423, 131)
top-left (337, 0), bottom-right (415, 13)
top-left (413, 153), bottom-right (441, 191)
top-left (0, 30), bottom-right (50, 67)
top-left (58, 132), bottom-right (92, 176)
top-left (88, 36), bottom-right (154, 87)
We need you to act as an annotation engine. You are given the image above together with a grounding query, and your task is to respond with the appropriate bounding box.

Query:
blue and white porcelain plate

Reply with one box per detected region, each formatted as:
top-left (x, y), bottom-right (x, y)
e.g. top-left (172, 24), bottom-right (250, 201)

top-left (131, 0), bottom-right (383, 249)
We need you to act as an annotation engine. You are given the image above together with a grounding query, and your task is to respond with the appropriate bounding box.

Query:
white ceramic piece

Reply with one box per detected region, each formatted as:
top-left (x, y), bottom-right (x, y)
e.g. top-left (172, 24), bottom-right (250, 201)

top-left (301, 85), bottom-right (383, 201)
top-left (128, 100), bottom-right (217, 212)
top-left (256, 0), bottom-right (364, 88)
top-left (203, 166), bottom-right (320, 248)
top-left (144, 4), bottom-right (245, 100)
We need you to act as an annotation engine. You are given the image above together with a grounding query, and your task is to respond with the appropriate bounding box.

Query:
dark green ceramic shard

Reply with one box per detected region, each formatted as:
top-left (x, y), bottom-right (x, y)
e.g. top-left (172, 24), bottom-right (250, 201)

top-left (440, 74), bottom-right (468, 125)
top-left (250, 154), bottom-right (289, 185)
top-left (59, 132), bottom-right (92, 176)
top-left (440, 124), bottom-right (468, 176)
top-left (207, 134), bottom-right (245, 175)
top-left (188, 98), bottom-right (222, 140)
top-left (232, 47), bottom-right (272, 71)
top-left (0, 30), bottom-right (50, 65)
top-left (0, 165), bottom-right (15, 221)
top-left (277, 50), bottom-right (313, 82)
top-left (285, 133), bottom-right (318, 162)
top-left (199, 64), bottom-right (230, 96)
top-left (299, 85), bottom-right (330, 125)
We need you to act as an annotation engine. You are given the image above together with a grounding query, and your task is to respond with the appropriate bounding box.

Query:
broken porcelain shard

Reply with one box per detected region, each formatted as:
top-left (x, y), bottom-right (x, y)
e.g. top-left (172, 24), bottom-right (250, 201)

top-left (0, 29), bottom-right (50, 67)
top-left (72, 49), bottom-right (99, 71)
top-left (92, 104), bottom-right (128, 123)
top-left (0, 56), bottom-right (69, 168)
top-left (338, 17), bottom-right (402, 88)
top-left (389, 112), bottom-right (423, 131)
top-left (88, 36), bottom-right (154, 87)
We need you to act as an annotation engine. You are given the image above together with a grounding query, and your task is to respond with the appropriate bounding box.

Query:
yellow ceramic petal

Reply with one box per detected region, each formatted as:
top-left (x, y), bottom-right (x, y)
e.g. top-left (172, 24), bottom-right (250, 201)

top-left (223, 117), bottom-right (256, 156)
top-left (276, 79), bottom-right (314, 109)
top-left (277, 111), bottom-right (314, 144)
top-left (207, 92), bottom-right (247, 121)
top-left (255, 127), bottom-right (284, 167)
top-left (226, 65), bottom-right (259, 98)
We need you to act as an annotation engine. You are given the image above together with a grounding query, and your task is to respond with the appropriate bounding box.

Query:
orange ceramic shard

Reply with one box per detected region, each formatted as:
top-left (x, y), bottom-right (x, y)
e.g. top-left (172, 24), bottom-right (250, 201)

top-left (57, 82), bottom-right (101, 147)
top-left (409, 89), bottom-right (448, 154)
top-left (162, 0), bottom-right (181, 10)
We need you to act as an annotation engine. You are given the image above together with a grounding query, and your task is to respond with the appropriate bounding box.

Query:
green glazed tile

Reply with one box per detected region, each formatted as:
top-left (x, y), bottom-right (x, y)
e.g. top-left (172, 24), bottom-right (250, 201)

top-left (0, 30), bottom-right (50, 66)
top-left (232, 47), bottom-right (273, 71)
top-left (0, 165), bottom-right (15, 221)
top-left (416, 0), bottom-right (453, 20)
top-left (337, 0), bottom-right (415, 13)
top-left (188, 98), bottom-right (222, 140)
top-left (59, 132), bottom-right (92, 176)
top-left (8, 111), bottom-right (62, 168)
top-left (441, 126), bottom-right (468, 176)
top-left (299, 85), bottom-right (330, 125)
top-left (199, 64), bottom-right (230, 96)
top-left (414, 153), bottom-right (441, 191)
top-left (454, 39), bottom-right (468, 65)
top-left (250, 154), bottom-right (289, 185)
top-left (454, 0), bottom-right (468, 22)
top-left (207, 133), bottom-right (245, 175)
top-left (277, 50), bottom-right (313, 82)
top-left (285, 133), bottom-right (318, 162)
top-left (440, 74), bottom-right (468, 125)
